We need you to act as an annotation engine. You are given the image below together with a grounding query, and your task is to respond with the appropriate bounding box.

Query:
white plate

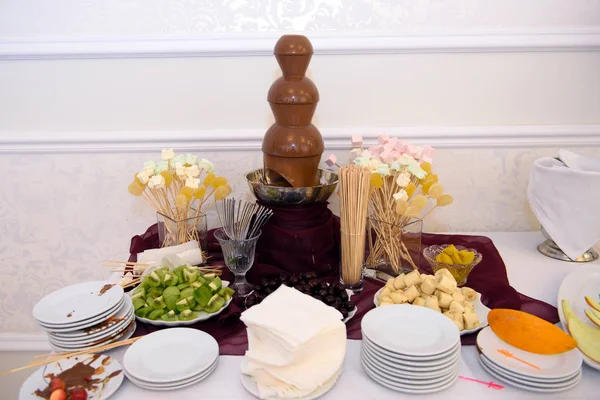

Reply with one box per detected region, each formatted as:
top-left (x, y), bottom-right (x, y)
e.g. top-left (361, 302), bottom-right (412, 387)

top-left (362, 341), bottom-right (460, 372)
top-left (479, 354), bottom-right (581, 387)
top-left (362, 360), bottom-right (459, 394)
top-left (33, 281), bottom-right (124, 325)
top-left (49, 322), bottom-right (136, 353)
top-left (125, 361), bottom-right (217, 390)
top-left (362, 305), bottom-right (460, 357)
top-left (556, 264), bottom-right (600, 371)
top-left (41, 297), bottom-right (125, 332)
top-left (19, 354), bottom-right (124, 400)
top-left (241, 367), bottom-right (342, 400)
top-left (476, 327), bottom-right (582, 379)
top-left (362, 333), bottom-right (460, 363)
top-left (49, 297), bottom-right (133, 342)
top-left (48, 313), bottom-right (135, 347)
top-left (133, 281), bottom-right (233, 326)
top-left (123, 328), bottom-right (218, 383)
top-left (478, 356), bottom-right (582, 393)
top-left (361, 348), bottom-right (459, 380)
top-left (373, 287), bottom-right (490, 336)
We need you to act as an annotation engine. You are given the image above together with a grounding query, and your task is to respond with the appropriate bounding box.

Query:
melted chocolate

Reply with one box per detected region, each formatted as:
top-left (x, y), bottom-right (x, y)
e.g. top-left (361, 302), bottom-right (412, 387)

top-left (98, 284), bottom-right (115, 296)
top-left (34, 355), bottom-right (101, 399)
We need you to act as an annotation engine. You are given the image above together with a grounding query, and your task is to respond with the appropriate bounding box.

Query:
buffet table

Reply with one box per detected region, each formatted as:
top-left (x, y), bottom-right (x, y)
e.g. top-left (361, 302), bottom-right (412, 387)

top-left (97, 231), bottom-right (600, 399)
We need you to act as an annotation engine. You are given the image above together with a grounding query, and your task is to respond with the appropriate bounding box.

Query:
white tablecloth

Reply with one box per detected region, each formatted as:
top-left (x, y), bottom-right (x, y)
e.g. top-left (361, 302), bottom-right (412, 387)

top-left (106, 232), bottom-right (600, 399)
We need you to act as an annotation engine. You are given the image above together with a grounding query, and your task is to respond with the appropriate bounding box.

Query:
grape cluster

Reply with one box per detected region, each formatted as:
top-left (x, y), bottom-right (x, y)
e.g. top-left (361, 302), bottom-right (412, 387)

top-left (245, 272), bottom-right (356, 319)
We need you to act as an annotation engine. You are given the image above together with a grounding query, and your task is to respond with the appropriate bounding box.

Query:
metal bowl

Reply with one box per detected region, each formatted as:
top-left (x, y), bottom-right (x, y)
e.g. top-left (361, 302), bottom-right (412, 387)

top-left (245, 168), bottom-right (338, 205)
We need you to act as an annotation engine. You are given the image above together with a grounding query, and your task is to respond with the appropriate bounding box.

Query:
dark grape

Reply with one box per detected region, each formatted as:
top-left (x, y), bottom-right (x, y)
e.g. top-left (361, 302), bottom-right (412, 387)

top-left (289, 276), bottom-right (299, 286)
top-left (280, 274), bottom-right (290, 283)
top-left (312, 295), bottom-right (323, 302)
top-left (340, 309), bottom-right (349, 319)
top-left (245, 298), bottom-right (256, 308)
top-left (260, 278), bottom-right (270, 287)
top-left (306, 272), bottom-right (318, 279)
top-left (318, 289), bottom-right (328, 297)
top-left (339, 291), bottom-right (349, 301)
top-left (325, 295), bottom-right (335, 305)
top-left (334, 298), bottom-right (343, 308)
top-left (345, 301), bottom-right (355, 310)
top-left (333, 283), bottom-right (345, 294)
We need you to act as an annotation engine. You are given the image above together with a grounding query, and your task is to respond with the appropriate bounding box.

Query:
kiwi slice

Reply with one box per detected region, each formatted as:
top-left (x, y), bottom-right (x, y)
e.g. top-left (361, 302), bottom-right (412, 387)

top-left (161, 310), bottom-right (178, 322)
top-left (151, 296), bottom-right (167, 310)
top-left (204, 296), bottom-right (225, 313)
top-left (191, 303), bottom-right (205, 312)
top-left (194, 285), bottom-right (212, 307)
top-left (132, 286), bottom-right (145, 297)
top-left (147, 309), bottom-right (165, 320)
top-left (184, 268), bottom-right (199, 284)
top-left (186, 295), bottom-right (197, 309)
top-left (149, 287), bottom-right (164, 299)
top-left (135, 306), bottom-right (152, 318)
top-left (179, 309), bottom-right (198, 321)
top-left (173, 265), bottom-right (186, 283)
top-left (218, 287), bottom-right (235, 302)
top-left (208, 277), bottom-right (222, 292)
top-left (176, 298), bottom-right (191, 312)
top-left (191, 281), bottom-right (203, 290)
top-left (163, 286), bottom-right (180, 311)
top-left (177, 282), bottom-right (190, 291)
top-left (203, 273), bottom-right (216, 281)
top-left (132, 296), bottom-right (146, 311)
top-left (162, 272), bottom-right (179, 287)
top-left (145, 272), bottom-right (161, 288)
top-left (180, 287), bottom-right (194, 299)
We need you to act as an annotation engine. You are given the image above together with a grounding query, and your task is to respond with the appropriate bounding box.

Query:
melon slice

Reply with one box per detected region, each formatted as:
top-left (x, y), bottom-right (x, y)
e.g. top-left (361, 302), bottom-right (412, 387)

top-left (585, 308), bottom-right (600, 328)
top-left (566, 312), bottom-right (600, 363)
top-left (585, 296), bottom-right (600, 313)
top-left (561, 299), bottom-right (574, 321)
top-left (488, 308), bottom-right (577, 355)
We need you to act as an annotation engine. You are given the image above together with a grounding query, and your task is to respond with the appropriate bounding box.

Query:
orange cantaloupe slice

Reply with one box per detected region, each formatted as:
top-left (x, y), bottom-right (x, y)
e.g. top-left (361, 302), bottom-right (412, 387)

top-left (488, 308), bottom-right (577, 355)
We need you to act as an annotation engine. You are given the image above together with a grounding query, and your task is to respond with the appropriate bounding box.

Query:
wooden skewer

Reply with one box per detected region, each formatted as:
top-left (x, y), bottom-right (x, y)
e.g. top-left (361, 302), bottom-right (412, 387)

top-left (0, 337), bottom-right (142, 376)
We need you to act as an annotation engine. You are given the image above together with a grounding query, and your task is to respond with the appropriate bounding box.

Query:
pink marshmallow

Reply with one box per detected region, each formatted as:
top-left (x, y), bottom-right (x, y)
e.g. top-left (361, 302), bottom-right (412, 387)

top-left (324, 154), bottom-right (337, 167)
top-left (405, 144), bottom-right (417, 157)
top-left (377, 134), bottom-right (390, 144)
top-left (421, 155), bottom-right (433, 164)
top-left (351, 135), bottom-right (363, 148)
top-left (348, 148), bottom-right (361, 162)
top-left (383, 151), bottom-right (398, 164)
top-left (387, 137), bottom-right (398, 148)
top-left (369, 145), bottom-right (384, 156)
top-left (379, 149), bottom-right (391, 161)
top-left (395, 140), bottom-right (407, 153)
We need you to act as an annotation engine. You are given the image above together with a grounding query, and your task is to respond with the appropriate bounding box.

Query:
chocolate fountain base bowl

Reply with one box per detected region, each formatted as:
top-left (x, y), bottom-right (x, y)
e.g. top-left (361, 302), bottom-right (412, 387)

top-left (245, 168), bottom-right (338, 205)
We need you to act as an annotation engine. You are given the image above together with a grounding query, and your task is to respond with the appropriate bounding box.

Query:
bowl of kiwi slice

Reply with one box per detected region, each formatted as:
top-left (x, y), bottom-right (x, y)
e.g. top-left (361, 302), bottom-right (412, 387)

top-left (131, 265), bottom-right (235, 326)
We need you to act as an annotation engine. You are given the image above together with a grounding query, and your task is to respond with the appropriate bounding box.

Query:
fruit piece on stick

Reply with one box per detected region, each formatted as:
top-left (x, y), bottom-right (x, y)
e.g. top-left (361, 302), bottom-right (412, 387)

top-left (585, 296), bottom-right (600, 312)
top-left (488, 308), bottom-right (577, 355)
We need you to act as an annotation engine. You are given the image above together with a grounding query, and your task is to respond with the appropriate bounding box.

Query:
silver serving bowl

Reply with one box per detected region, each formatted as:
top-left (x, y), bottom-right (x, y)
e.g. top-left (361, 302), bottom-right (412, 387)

top-left (245, 168), bottom-right (338, 205)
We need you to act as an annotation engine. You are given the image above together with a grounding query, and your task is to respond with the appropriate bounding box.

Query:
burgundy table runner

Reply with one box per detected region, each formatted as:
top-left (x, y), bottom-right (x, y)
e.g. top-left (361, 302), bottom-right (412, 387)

top-left (129, 219), bottom-right (558, 355)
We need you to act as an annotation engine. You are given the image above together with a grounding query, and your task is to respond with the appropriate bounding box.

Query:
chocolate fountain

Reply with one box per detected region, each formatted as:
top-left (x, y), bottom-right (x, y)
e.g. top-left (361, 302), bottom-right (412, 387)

top-left (245, 35), bottom-right (339, 276)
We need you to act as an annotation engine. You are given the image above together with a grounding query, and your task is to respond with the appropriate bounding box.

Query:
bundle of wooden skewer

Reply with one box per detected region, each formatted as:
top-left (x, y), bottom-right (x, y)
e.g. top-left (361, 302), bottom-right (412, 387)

top-left (0, 337), bottom-right (142, 376)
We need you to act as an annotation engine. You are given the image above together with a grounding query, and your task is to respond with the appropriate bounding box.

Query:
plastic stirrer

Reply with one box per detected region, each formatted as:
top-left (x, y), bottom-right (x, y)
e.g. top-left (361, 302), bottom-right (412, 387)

top-left (459, 376), bottom-right (504, 390)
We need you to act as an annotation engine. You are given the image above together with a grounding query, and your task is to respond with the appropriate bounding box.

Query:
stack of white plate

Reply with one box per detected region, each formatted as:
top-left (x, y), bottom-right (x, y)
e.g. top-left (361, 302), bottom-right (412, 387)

top-left (33, 281), bottom-right (135, 352)
top-left (361, 305), bottom-right (461, 394)
top-left (123, 328), bottom-right (219, 391)
top-left (476, 327), bottom-right (582, 393)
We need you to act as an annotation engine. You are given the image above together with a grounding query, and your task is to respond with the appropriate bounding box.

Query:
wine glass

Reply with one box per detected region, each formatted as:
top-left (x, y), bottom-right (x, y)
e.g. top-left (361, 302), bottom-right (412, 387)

top-left (214, 228), bottom-right (261, 297)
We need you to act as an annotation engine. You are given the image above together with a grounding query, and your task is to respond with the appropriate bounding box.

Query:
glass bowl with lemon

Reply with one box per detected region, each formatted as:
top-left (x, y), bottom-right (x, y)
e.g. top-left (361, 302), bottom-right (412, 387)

top-left (423, 244), bottom-right (482, 286)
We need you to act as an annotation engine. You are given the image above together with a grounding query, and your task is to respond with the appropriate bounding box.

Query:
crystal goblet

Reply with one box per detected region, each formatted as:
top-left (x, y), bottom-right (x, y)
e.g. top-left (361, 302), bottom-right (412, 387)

top-left (214, 228), bottom-right (261, 297)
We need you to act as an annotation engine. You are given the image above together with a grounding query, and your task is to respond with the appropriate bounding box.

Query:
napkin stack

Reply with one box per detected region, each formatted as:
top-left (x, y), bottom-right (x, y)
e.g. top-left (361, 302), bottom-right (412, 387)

top-left (137, 240), bottom-right (203, 266)
top-left (527, 150), bottom-right (600, 259)
top-left (240, 285), bottom-right (346, 399)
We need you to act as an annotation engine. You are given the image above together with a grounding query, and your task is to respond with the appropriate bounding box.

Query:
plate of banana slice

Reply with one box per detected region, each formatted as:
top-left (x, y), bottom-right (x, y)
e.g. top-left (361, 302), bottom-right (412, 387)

top-left (373, 268), bottom-right (490, 335)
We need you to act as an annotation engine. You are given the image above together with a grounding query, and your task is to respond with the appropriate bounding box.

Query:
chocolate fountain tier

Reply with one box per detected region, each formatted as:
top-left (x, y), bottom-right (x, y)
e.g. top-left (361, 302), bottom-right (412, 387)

top-left (245, 169), bottom-right (338, 206)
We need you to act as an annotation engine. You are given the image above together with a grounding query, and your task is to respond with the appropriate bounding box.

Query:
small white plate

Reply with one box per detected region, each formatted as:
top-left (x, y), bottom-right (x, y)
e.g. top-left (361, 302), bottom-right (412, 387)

top-left (241, 367), bottom-right (342, 400)
top-left (133, 281), bottom-right (233, 326)
top-left (123, 328), bottom-right (218, 383)
top-left (361, 348), bottom-right (459, 380)
top-left (373, 287), bottom-right (490, 336)
top-left (48, 313), bottom-right (135, 347)
top-left (33, 282), bottom-right (124, 325)
top-left (41, 297), bottom-right (125, 332)
top-left (49, 297), bottom-right (133, 342)
top-left (362, 340), bottom-right (460, 371)
top-left (49, 322), bottom-right (136, 353)
top-left (362, 333), bottom-right (460, 363)
top-left (478, 356), bottom-right (582, 393)
top-left (556, 264), bottom-right (600, 371)
top-left (125, 361), bottom-right (217, 390)
top-left (362, 305), bottom-right (460, 357)
top-left (476, 327), bottom-right (582, 379)
top-left (19, 354), bottom-right (124, 400)
top-left (479, 354), bottom-right (581, 387)
top-left (362, 361), bottom-right (459, 394)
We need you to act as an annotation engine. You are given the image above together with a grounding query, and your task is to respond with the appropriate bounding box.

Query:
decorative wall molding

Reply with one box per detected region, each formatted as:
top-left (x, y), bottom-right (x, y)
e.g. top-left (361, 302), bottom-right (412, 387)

top-left (1, 31), bottom-right (600, 60)
top-left (1, 125), bottom-right (599, 154)
top-left (0, 333), bottom-right (49, 352)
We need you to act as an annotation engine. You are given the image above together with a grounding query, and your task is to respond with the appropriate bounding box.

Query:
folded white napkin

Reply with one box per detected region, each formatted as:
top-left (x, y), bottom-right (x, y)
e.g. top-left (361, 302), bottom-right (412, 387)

top-left (527, 150), bottom-right (600, 259)
top-left (137, 240), bottom-right (203, 266)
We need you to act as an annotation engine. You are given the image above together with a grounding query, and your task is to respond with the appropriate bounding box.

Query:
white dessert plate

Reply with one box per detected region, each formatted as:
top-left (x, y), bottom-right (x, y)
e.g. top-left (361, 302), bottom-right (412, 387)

top-left (362, 361), bottom-right (459, 394)
top-left (19, 354), bottom-right (124, 400)
top-left (41, 297), bottom-right (125, 332)
top-left (125, 361), bottom-right (217, 390)
top-left (362, 305), bottom-right (460, 357)
top-left (33, 282), bottom-right (124, 325)
top-left (241, 366), bottom-right (342, 400)
top-left (361, 349), bottom-right (458, 381)
top-left (362, 333), bottom-right (460, 363)
top-left (133, 281), bottom-right (232, 326)
top-left (123, 328), bottom-right (218, 383)
top-left (476, 327), bottom-right (582, 379)
top-left (48, 313), bottom-right (135, 347)
top-left (556, 264), bottom-right (600, 371)
top-left (49, 322), bottom-right (136, 353)
top-left (479, 354), bottom-right (581, 387)
top-left (478, 357), bottom-right (582, 393)
top-left (362, 342), bottom-right (460, 372)
top-left (373, 287), bottom-right (489, 336)
top-left (479, 352), bottom-right (580, 383)
top-left (48, 297), bottom-right (133, 342)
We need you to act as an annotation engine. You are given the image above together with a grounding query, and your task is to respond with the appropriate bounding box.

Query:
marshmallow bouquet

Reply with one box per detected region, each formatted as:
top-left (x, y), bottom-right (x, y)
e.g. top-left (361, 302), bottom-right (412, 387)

top-left (128, 149), bottom-right (232, 247)
top-left (324, 135), bottom-right (453, 274)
